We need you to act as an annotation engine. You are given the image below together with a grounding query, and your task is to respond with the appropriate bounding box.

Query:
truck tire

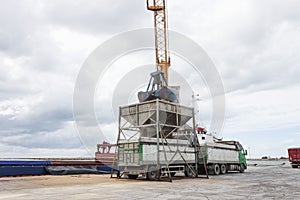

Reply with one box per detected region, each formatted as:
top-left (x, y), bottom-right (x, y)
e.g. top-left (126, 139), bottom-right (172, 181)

top-left (127, 175), bottom-right (138, 179)
top-left (213, 164), bottom-right (220, 175)
top-left (147, 166), bottom-right (161, 181)
top-left (239, 164), bottom-right (245, 173)
top-left (220, 164), bottom-right (226, 174)
top-left (185, 166), bottom-right (196, 178)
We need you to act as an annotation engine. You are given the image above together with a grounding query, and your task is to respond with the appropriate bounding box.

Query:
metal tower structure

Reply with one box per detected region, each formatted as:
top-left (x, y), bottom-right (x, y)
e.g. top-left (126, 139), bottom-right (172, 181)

top-left (111, 1), bottom-right (209, 181)
top-left (147, 0), bottom-right (171, 84)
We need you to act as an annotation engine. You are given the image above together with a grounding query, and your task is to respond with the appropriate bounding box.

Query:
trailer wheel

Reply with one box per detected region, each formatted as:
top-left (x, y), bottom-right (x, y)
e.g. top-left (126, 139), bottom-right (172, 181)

top-left (185, 166), bottom-right (196, 178)
top-left (239, 164), bottom-right (245, 173)
top-left (127, 175), bottom-right (138, 179)
top-left (213, 164), bottom-right (220, 175)
top-left (147, 166), bottom-right (161, 181)
top-left (220, 164), bottom-right (226, 174)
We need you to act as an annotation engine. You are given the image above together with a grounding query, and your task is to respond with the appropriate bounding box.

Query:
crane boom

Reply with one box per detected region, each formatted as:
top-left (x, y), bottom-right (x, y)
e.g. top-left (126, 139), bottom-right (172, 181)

top-left (147, 0), bottom-right (170, 84)
top-left (138, 0), bottom-right (177, 103)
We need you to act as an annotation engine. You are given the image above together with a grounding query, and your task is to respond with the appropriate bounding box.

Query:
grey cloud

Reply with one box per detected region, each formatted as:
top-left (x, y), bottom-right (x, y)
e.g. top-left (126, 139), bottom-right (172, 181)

top-left (0, 105), bottom-right (73, 135)
top-left (1, 128), bottom-right (81, 149)
top-left (43, 0), bottom-right (149, 35)
top-left (0, 0), bottom-right (44, 56)
top-left (0, 0), bottom-right (299, 158)
top-left (0, 1), bottom-right (73, 75)
top-left (197, 1), bottom-right (300, 94)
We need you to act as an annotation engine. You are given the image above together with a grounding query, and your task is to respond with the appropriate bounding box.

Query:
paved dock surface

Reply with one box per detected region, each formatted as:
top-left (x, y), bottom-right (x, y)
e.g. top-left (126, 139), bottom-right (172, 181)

top-left (1, 165), bottom-right (299, 200)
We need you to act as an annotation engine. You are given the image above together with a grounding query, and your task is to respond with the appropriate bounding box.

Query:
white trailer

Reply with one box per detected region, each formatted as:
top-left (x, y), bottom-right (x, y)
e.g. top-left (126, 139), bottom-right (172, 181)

top-left (118, 137), bottom-right (197, 180)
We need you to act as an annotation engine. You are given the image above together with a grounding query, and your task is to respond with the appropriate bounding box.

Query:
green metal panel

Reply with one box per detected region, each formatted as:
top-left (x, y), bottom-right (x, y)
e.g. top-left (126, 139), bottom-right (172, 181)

top-left (124, 148), bottom-right (139, 151)
top-left (238, 151), bottom-right (247, 167)
top-left (139, 144), bottom-right (143, 161)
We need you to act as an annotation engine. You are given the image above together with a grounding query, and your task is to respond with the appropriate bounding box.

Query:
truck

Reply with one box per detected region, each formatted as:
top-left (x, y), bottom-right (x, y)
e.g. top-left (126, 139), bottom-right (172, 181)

top-left (196, 131), bottom-right (248, 175)
top-left (115, 99), bottom-right (247, 180)
top-left (117, 134), bottom-right (247, 179)
top-left (288, 148), bottom-right (300, 168)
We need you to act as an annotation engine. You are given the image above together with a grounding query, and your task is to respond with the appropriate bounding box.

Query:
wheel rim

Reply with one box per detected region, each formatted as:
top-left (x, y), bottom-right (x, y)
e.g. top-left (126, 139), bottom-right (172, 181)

top-left (147, 166), bottom-right (160, 180)
top-left (220, 164), bottom-right (226, 174)
top-left (214, 164), bottom-right (220, 175)
top-left (148, 171), bottom-right (156, 179)
top-left (240, 164), bottom-right (245, 173)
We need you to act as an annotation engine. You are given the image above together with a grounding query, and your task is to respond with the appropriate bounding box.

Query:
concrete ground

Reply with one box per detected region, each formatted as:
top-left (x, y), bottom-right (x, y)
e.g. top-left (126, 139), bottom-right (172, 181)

top-left (1, 165), bottom-right (299, 200)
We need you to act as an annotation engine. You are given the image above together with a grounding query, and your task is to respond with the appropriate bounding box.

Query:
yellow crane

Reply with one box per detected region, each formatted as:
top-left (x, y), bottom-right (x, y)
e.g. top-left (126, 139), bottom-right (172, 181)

top-left (138, 0), bottom-right (177, 103)
top-left (147, 0), bottom-right (170, 84)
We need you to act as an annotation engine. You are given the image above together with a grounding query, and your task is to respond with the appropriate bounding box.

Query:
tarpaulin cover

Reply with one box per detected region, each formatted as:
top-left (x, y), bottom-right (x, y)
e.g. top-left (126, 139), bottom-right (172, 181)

top-left (45, 166), bottom-right (100, 175)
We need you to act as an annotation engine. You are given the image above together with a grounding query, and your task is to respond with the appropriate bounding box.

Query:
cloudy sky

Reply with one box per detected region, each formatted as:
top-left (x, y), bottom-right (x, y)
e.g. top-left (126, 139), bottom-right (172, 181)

top-left (0, 0), bottom-right (299, 158)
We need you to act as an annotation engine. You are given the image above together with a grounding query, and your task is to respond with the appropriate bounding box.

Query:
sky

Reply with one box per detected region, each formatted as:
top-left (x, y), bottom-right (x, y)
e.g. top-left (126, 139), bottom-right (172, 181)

top-left (0, 0), bottom-right (299, 158)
